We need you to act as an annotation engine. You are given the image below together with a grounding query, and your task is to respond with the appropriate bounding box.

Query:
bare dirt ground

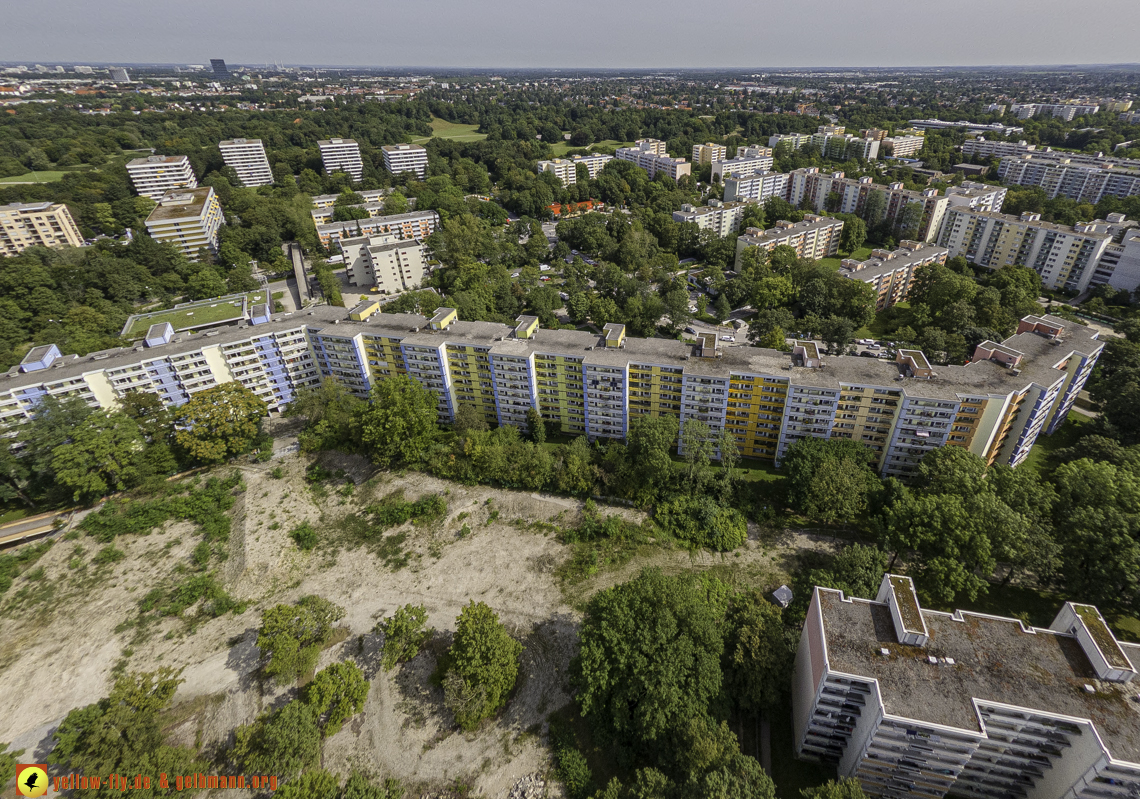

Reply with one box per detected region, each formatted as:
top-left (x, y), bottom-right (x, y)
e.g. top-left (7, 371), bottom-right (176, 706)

top-left (0, 456), bottom-right (837, 797)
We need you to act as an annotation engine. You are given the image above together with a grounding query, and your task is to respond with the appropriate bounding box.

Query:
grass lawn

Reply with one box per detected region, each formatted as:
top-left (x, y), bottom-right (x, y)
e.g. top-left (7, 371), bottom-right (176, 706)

top-left (123, 289), bottom-right (268, 337)
top-left (410, 117), bottom-right (487, 144)
top-left (854, 302), bottom-right (909, 340)
top-left (548, 139), bottom-right (637, 157)
top-left (0, 170), bottom-right (70, 184)
top-left (817, 245), bottom-right (874, 272)
top-left (1020, 414), bottom-right (1089, 478)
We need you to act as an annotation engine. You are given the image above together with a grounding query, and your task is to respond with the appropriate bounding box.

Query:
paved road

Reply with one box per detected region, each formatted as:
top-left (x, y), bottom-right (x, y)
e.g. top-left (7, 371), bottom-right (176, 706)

top-left (0, 509), bottom-right (73, 547)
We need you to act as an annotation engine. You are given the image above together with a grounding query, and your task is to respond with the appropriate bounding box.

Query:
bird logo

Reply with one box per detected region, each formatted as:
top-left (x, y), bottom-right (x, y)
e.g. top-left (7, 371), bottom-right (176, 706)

top-left (16, 764), bottom-right (48, 797)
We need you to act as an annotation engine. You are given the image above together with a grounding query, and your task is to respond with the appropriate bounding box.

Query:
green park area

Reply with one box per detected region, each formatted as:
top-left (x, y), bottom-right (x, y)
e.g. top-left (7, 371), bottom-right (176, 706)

top-left (548, 139), bottom-right (636, 157)
top-left (0, 170), bottom-right (70, 184)
top-left (411, 117), bottom-right (488, 144)
top-left (122, 289), bottom-right (268, 338)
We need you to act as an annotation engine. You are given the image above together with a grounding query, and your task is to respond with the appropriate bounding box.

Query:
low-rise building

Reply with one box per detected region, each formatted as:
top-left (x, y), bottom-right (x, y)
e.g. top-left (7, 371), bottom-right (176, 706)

top-left (143, 187), bottom-right (223, 260)
top-left (381, 143), bottom-right (428, 179)
top-left (318, 138), bottom-right (364, 182)
top-left (0, 201), bottom-right (83, 257)
top-left (840, 241), bottom-right (949, 310)
top-left (311, 189), bottom-right (392, 209)
top-left (672, 200), bottom-right (753, 237)
top-left (315, 210), bottom-right (440, 248)
top-left (794, 573), bottom-right (1140, 798)
top-left (692, 143), bottom-right (727, 166)
top-left (340, 234), bottom-right (427, 293)
top-left (735, 214), bottom-right (844, 267)
top-left (937, 207), bottom-right (1113, 292)
top-left (615, 141), bottom-right (691, 180)
top-left (722, 170), bottom-right (791, 203)
top-left (218, 138), bottom-right (273, 187)
top-left (126, 155), bottom-right (198, 201)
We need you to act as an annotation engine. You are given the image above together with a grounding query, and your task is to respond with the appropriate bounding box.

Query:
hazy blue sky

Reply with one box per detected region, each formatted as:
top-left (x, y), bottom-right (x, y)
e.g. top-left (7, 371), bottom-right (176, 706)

top-left (4, 0), bottom-right (1139, 68)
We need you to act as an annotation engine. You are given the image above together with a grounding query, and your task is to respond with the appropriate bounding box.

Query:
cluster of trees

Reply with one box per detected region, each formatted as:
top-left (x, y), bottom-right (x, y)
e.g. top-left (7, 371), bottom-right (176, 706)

top-left (0, 382), bottom-right (269, 507)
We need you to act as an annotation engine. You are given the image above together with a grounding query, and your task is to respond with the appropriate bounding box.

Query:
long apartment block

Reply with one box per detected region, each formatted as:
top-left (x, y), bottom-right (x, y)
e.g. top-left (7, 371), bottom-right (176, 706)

top-left (0, 306), bottom-right (1099, 478)
top-left (672, 200), bottom-right (753, 237)
top-left (723, 170), bottom-right (791, 203)
top-left (126, 155), bottom-right (198, 201)
top-left (734, 214), bottom-right (844, 267)
top-left (218, 138), bottom-right (273, 187)
top-left (0, 201), bottom-right (83, 257)
top-left (840, 241), bottom-right (949, 310)
top-left (795, 573), bottom-right (1140, 799)
top-left (614, 140), bottom-right (691, 180)
top-left (381, 144), bottom-right (428, 179)
top-left (315, 210), bottom-right (439, 248)
top-left (937, 208), bottom-right (1113, 292)
top-left (318, 138), bottom-right (364, 182)
top-left (998, 153), bottom-right (1140, 203)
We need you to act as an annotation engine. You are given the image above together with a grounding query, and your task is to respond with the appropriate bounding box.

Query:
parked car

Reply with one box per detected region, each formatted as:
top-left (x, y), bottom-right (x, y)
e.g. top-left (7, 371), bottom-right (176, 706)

top-left (859, 351), bottom-right (877, 358)
top-left (685, 326), bottom-right (697, 334)
top-left (721, 335), bottom-right (735, 342)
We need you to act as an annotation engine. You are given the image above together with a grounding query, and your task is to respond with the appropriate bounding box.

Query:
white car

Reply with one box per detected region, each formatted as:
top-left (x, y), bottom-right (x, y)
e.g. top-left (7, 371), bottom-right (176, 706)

top-left (721, 335), bottom-right (735, 342)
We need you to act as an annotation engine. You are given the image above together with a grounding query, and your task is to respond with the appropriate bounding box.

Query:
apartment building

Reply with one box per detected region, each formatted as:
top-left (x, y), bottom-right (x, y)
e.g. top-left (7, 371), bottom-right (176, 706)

top-left (840, 242), bottom-right (949, 310)
top-left (316, 209), bottom-right (440, 248)
top-left (785, 169), bottom-right (948, 243)
top-left (381, 143), bottom-right (428, 179)
top-left (1122, 111), bottom-right (1140, 125)
top-left (672, 200), bottom-right (753, 237)
top-left (880, 135), bottom-right (924, 158)
top-left (961, 138), bottom-right (1039, 159)
top-left (769, 132), bottom-right (813, 150)
top-left (723, 170), bottom-right (791, 203)
top-left (340, 234), bottom-right (426, 293)
top-left (0, 201), bottom-right (83, 257)
top-left (143, 187), bottom-right (223, 260)
top-left (1077, 213), bottom-right (1140, 291)
top-left (537, 158), bottom-right (577, 187)
top-left (944, 181), bottom-right (1007, 213)
top-left (126, 155), bottom-right (198, 201)
top-left (614, 141), bottom-right (691, 180)
top-left (692, 143), bottom-right (727, 166)
top-left (318, 138), bottom-right (364, 182)
top-left (311, 189), bottom-right (391, 209)
top-left (794, 573), bottom-right (1140, 799)
top-left (998, 153), bottom-right (1140, 203)
top-left (937, 207), bottom-right (1113, 292)
top-left (1011, 102), bottom-right (1100, 121)
top-left (571, 153), bottom-right (613, 179)
top-left (811, 132), bottom-right (881, 161)
top-left (711, 154), bottom-right (775, 182)
top-left (218, 138), bottom-right (273, 187)
top-left (734, 214), bottom-right (844, 267)
top-left (859, 129), bottom-right (889, 142)
top-left (907, 119), bottom-right (1025, 136)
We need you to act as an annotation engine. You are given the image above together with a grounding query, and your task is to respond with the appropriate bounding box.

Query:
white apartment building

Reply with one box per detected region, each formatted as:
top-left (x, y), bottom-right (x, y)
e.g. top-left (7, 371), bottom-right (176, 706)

top-left (614, 141), bottom-right (691, 180)
top-left (310, 189), bottom-right (391, 209)
top-left (381, 143), bottom-right (428, 179)
top-left (998, 154), bottom-right (1140, 203)
top-left (537, 159), bottom-right (577, 187)
top-left (811, 132), bottom-right (881, 161)
top-left (734, 214), bottom-right (844, 267)
top-left (961, 138), bottom-right (1040, 159)
top-left (1011, 102), bottom-right (1100, 121)
top-left (340, 234), bottom-right (427, 293)
top-left (1076, 213), bottom-right (1140, 291)
top-left (1121, 111), bottom-right (1140, 125)
top-left (218, 138), bottom-right (273, 187)
top-left (769, 132), bottom-right (813, 150)
top-left (881, 135), bottom-right (924, 158)
top-left (944, 182), bottom-right (1008, 213)
top-left (937, 207), bottom-right (1113, 292)
top-left (840, 241), bottom-right (949, 310)
top-left (143, 187), bottom-right (223, 260)
top-left (795, 573), bottom-right (1140, 799)
top-left (315, 209), bottom-right (440, 248)
top-left (571, 153), bottom-right (613, 179)
top-left (737, 145), bottom-right (774, 159)
top-left (722, 170), bottom-right (791, 203)
top-left (0, 201), bottom-right (83, 257)
top-left (692, 143), bottom-right (727, 166)
top-left (126, 155), bottom-right (198, 201)
top-left (711, 154), bottom-right (775, 182)
top-left (318, 138), bottom-right (364, 182)
top-left (672, 200), bottom-right (753, 237)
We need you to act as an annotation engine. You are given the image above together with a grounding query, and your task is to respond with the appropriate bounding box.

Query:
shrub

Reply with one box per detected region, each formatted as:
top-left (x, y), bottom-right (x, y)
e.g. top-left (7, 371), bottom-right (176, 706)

top-left (290, 522), bottom-right (318, 551)
top-left (376, 604), bottom-right (432, 671)
top-left (444, 601), bottom-right (522, 730)
top-left (654, 495), bottom-right (747, 551)
top-left (94, 545), bottom-right (127, 565)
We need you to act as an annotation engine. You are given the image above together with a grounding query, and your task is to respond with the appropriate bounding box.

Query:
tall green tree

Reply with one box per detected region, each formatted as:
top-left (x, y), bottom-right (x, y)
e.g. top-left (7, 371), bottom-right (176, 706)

top-left (174, 382), bottom-right (267, 464)
top-left (232, 700), bottom-right (321, 778)
top-left (51, 410), bottom-right (144, 502)
top-left (360, 375), bottom-right (440, 468)
top-left (444, 601), bottom-right (523, 731)
top-left (723, 591), bottom-right (792, 714)
top-left (783, 438), bottom-right (878, 523)
top-left (305, 662), bottom-right (369, 737)
top-left (257, 596), bottom-right (346, 685)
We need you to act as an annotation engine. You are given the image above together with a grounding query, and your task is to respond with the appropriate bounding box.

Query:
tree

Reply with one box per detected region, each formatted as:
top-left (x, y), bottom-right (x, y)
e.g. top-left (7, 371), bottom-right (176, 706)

top-left (526, 406), bottom-right (547, 444)
top-left (287, 378), bottom-right (366, 453)
top-left (276, 770), bottom-right (339, 799)
top-left (232, 700), bottom-right (321, 778)
top-left (15, 394), bottom-right (94, 495)
top-left (257, 596), bottom-right (346, 684)
top-left (839, 216), bottom-right (867, 254)
top-left (680, 419), bottom-right (715, 495)
top-left (305, 662), bottom-right (369, 736)
top-left (712, 294), bottom-right (731, 322)
top-left (783, 438), bottom-right (878, 522)
top-left (360, 375), bottom-right (439, 468)
top-left (174, 382), bottom-right (267, 464)
top-left (186, 267), bottom-right (228, 300)
top-left (382, 191), bottom-right (409, 215)
top-left (723, 591), bottom-right (792, 714)
top-left (444, 601), bottom-right (523, 730)
top-left (343, 772), bottom-right (404, 799)
top-left (0, 742), bottom-right (23, 789)
top-left (802, 779), bottom-right (870, 799)
top-left (573, 569), bottom-right (726, 754)
top-left (377, 603), bottom-right (432, 670)
top-left (51, 410), bottom-right (144, 502)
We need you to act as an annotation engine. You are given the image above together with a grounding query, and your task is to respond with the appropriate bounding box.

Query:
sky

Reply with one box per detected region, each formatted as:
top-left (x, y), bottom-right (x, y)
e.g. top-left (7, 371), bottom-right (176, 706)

top-left (3, 0), bottom-right (1140, 69)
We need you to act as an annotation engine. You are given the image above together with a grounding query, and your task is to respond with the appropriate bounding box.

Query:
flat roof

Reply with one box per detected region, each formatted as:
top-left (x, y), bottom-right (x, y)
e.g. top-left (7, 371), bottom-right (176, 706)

top-left (945, 207), bottom-right (1114, 238)
top-left (127, 155), bottom-right (189, 167)
top-left (1, 201), bottom-right (55, 213)
top-left (840, 244), bottom-right (949, 281)
top-left (818, 589), bottom-right (1140, 764)
top-left (144, 187), bottom-right (214, 223)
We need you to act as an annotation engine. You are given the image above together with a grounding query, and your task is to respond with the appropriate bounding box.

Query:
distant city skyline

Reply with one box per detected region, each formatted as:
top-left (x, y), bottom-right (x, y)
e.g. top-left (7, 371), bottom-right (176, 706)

top-left (3, 0), bottom-right (1140, 70)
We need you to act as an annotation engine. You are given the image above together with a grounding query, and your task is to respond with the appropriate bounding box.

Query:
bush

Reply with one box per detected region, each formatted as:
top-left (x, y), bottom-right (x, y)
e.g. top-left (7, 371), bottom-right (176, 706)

top-left (304, 662), bottom-right (369, 736)
top-left (365, 491), bottom-right (447, 531)
top-left (290, 522), bottom-right (318, 551)
top-left (257, 596), bottom-right (346, 685)
top-left (443, 601), bottom-right (522, 730)
top-left (377, 603), bottom-right (432, 671)
top-left (654, 495), bottom-right (747, 551)
top-left (93, 545), bottom-right (127, 565)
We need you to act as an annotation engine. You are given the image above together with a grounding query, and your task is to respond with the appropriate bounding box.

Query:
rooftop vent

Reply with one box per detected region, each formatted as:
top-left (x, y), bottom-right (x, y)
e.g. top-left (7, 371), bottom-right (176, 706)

top-left (1084, 684), bottom-right (1097, 694)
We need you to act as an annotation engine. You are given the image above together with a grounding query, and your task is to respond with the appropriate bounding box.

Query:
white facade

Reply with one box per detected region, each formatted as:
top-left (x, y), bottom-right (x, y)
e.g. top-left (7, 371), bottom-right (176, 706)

top-left (218, 138), bottom-right (274, 187)
top-left (537, 159), bottom-right (577, 186)
top-left (0, 201), bottom-right (83, 257)
top-left (711, 155), bottom-right (775, 182)
top-left (614, 142), bottom-right (691, 180)
top-left (961, 138), bottom-right (1039, 159)
top-left (672, 200), bottom-right (752, 237)
top-left (340, 234), bottom-right (427, 293)
top-left (382, 143), bottom-right (428, 179)
top-left (944, 181), bottom-right (1008, 213)
top-left (571, 153), bottom-right (613, 179)
top-left (318, 138), bottom-right (364, 182)
top-left (722, 170), bottom-right (791, 203)
top-left (999, 154), bottom-right (1140, 203)
top-left (881, 135), bottom-right (924, 158)
top-left (126, 155), bottom-right (198, 201)
top-left (143, 187), bottom-right (223, 260)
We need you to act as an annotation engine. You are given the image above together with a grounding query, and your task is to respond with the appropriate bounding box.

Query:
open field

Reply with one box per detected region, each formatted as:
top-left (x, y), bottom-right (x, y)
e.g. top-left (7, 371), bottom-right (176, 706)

top-left (123, 289), bottom-right (269, 337)
top-left (0, 151), bottom-right (150, 184)
top-left (411, 117), bottom-right (487, 144)
top-left (0, 170), bottom-right (70, 184)
top-left (547, 139), bottom-right (637, 157)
